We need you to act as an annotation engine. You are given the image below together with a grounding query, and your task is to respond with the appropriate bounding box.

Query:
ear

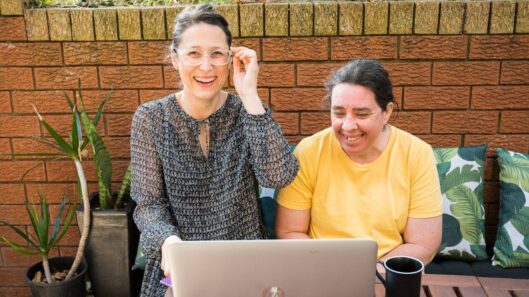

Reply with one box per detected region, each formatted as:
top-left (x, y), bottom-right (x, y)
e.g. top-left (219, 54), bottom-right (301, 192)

top-left (170, 51), bottom-right (179, 70)
top-left (383, 102), bottom-right (394, 123)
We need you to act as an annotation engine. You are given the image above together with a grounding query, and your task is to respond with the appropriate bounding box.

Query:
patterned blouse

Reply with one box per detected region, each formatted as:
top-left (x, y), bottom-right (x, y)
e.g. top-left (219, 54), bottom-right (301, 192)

top-left (130, 93), bottom-right (299, 297)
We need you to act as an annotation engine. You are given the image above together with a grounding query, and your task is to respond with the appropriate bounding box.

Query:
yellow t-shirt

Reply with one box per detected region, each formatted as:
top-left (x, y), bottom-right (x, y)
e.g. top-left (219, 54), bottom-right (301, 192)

top-left (276, 126), bottom-right (442, 258)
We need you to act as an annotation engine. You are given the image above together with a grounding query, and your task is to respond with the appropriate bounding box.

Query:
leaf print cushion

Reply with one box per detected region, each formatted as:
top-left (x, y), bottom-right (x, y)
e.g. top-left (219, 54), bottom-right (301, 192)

top-left (433, 145), bottom-right (488, 261)
top-left (493, 149), bottom-right (529, 268)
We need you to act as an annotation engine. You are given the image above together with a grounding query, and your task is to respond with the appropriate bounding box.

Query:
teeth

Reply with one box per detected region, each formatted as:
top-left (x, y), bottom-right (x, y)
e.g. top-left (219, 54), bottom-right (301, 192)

top-left (346, 135), bottom-right (363, 142)
top-left (195, 77), bottom-right (215, 83)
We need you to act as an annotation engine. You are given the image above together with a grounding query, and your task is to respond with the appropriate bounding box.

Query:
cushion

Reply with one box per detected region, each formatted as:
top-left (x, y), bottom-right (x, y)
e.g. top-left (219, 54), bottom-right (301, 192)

top-left (492, 149), bottom-right (529, 268)
top-left (433, 145), bottom-right (488, 261)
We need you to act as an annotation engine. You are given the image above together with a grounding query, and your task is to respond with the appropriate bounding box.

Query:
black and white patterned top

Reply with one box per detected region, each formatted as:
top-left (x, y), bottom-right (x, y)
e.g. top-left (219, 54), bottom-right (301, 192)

top-left (130, 93), bottom-right (299, 297)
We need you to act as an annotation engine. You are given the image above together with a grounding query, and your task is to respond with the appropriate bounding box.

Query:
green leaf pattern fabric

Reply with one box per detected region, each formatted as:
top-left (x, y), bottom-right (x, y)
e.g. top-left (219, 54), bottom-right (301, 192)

top-left (434, 145), bottom-right (488, 261)
top-left (493, 149), bottom-right (529, 268)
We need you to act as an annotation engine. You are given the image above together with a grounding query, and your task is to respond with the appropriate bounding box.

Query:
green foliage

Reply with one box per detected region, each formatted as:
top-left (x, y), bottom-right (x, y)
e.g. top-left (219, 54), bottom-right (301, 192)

top-left (447, 185), bottom-right (484, 244)
top-left (0, 191), bottom-right (76, 259)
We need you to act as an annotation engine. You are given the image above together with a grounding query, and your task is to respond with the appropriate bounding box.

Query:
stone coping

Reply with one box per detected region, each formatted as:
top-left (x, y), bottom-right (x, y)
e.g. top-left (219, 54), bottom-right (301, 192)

top-left (1, 0), bottom-right (528, 40)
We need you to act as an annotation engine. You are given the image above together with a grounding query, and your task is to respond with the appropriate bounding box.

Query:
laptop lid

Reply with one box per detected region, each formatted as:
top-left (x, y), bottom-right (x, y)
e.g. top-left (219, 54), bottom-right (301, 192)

top-left (167, 238), bottom-right (378, 297)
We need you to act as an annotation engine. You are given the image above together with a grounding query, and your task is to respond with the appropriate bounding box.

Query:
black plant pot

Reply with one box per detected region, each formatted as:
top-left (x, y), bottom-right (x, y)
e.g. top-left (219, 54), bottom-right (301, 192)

top-left (25, 256), bottom-right (87, 297)
top-left (76, 193), bottom-right (142, 297)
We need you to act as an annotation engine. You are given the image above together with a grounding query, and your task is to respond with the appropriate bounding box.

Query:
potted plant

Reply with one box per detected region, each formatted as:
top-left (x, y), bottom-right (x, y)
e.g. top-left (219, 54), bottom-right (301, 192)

top-left (0, 191), bottom-right (87, 296)
top-left (71, 80), bottom-right (141, 297)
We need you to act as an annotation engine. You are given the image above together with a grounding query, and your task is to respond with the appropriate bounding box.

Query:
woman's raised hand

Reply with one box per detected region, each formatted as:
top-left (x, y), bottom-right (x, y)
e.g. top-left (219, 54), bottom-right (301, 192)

top-left (231, 46), bottom-right (265, 115)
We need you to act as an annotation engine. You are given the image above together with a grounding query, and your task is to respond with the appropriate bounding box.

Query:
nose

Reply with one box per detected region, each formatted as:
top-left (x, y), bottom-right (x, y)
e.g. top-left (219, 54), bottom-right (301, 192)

top-left (199, 55), bottom-right (213, 71)
top-left (341, 117), bottom-right (357, 130)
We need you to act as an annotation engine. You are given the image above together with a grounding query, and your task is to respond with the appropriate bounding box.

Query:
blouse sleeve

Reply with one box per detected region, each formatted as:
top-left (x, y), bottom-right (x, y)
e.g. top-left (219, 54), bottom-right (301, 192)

top-left (130, 105), bottom-right (179, 257)
top-left (241, 107), bottom-right (299, 189)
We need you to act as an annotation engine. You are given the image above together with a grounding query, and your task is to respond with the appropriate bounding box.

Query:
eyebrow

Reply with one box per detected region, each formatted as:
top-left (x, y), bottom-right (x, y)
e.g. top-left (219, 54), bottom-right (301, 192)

top-left (331, 106), bottom-right (372, 112)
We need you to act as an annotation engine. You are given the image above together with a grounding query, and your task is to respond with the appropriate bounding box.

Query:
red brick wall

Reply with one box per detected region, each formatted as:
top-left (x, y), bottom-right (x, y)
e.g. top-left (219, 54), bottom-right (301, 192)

top-left (1, 1), bottom-right (529, 294)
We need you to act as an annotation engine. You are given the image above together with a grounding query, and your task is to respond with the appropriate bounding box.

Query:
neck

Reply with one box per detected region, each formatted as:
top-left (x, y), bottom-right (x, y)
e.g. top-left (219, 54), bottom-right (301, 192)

top-left (178, 91), bottom-right (226, 121)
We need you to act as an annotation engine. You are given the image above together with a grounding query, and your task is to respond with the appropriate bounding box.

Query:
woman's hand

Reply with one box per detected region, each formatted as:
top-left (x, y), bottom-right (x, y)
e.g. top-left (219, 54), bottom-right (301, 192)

top-left (161, 235), bottom-right (182, 277)
top-left (231, 46), bottom-right (265, 115)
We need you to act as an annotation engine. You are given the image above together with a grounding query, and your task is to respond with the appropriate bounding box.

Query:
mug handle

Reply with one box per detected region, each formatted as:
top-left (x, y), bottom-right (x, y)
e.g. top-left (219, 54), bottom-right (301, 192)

top-left (375, 260), bottom-right (386, 286)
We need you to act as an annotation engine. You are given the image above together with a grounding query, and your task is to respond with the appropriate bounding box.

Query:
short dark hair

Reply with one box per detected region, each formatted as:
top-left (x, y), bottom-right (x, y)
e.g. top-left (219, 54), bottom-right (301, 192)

top-left (171, 4), bottom-right (232, 50)
top-left (325, 60), bottom-right (395, 111)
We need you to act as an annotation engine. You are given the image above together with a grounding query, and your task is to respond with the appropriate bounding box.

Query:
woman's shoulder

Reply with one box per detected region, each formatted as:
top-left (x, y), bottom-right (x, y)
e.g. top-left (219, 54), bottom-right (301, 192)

top-left (134, 93), bottom-right (175, 118)
top-left (392, 126), bottom-right (431, 150)
top-left (295, 128), bottom-right (333, 156)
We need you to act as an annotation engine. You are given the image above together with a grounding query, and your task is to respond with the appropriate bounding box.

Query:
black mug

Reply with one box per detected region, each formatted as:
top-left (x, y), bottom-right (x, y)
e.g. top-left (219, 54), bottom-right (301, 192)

top-left (375, 256), bottom-right (424, 297)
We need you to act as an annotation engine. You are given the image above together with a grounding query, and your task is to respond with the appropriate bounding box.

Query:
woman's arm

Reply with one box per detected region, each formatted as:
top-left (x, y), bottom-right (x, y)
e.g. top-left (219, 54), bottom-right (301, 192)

top-left (275, 205), bottom-right (311, 239)
top-left (381, 216), bottom-right (442, 265)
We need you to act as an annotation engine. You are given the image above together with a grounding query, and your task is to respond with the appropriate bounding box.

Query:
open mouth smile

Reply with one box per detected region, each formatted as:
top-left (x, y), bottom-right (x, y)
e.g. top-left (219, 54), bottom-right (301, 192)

top-left (194, 76), bottom-right (216, 85)
top-left (345, 134), bottom-right (364, 143)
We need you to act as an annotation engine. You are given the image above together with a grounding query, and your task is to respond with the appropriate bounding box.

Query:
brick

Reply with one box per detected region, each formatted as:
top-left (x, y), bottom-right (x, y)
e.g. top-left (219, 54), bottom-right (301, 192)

top-left (0, 267), bottom-right (27, 286)
top-left (285, 135), bottom-right (305, 144)
top-left (472, 86), bottom-right (529, 110)
top-left (403, 87), bottom-right (469, 110)
top-left (40, 114), bottom-right (104, 137)
top-left (13, 90), bottom-right (74, 113)
top-left (300, 112), bottom-right (330, 135)
top-left (314, 2), bottom-right (337, 36)
top-left (71, 9), bottom-right (94, 41)
top-left (0, 67), bottom-right (33, 90)
top-left (465, 134), bottom-right (529, 157)
top-left (393, 87), bottom-right (403, 108)
top-left (364, 2), bottom-right (388, 35)
top-left (34, 67), bottom-right (98, 90)
top-left (24, 9), bottom-right (49, 41)
top-left (0, 161), bottom-right (45, 182)
top-left (142, 8), bottom-right (165, 40)
top-left (0, 16), bottom-right (26, 41)
top-left (100, 66), bottom-right (163, 89)
top-left (129, 41), bottom-right (171, 65)
top-left (500, 111), bottom-right (529, 133)
top-left (81, 90), bottom-right (138, 113)
top-left (517, 0), bottom-right (529, 33)
top-left (273, 112), bottom-right (299, 135)
top-left (164, 65), bottom-right (180, 89)
top-left (140, 89), bottom-right (176, 103)
top-left (63, 42), bottom-right (127, 65)
top-left (414, 1), bottom-right (439, 34)
top-left (258, 64), bottom-right (294, 87)
top-left (104, 137), bottom-right (131, 159)
top-left (106, 114), bottom-right (133, 136)
top-left (331, 36), bottom-right (397, 60)
top-left (263, 37), bottom-right (327, 61)
top-left (383, 62), bottom-right (431, 86)
top-left (464, 1), bottom-right (490, 34)
top-left (0, 226), bottom-right (27, 246)
top-left (432, 111), bottom-right (498, 134)
top-left (501, 61), bottom-right (529, 84)
top-left (265, 3), bottom-right (288, 37)
top-left (339, 2), bottom-right (362, 36)
top-left (2, 248), bottom-right (59, 267)
top-left (118, 8), bottom-right (141, 40)
top-left (485, 157), bottom-right (498, 181)
top-left (297, 63), bottom-right (342, 86)
top-left (215, 4), bottom-right (238, 38)
top-left (0, 43), bottom-right (62, 66)
top-left (400, 36), bottom-right (467, 60)
top-left (94, 9), bottom-right (118, 41)
top-left (25, 183), bottom-right (76, 204)
top-left (46, 159), bottom-right (130, 182)
top-left (389, 2), bottom-right (413, 35)
top-left (271, 88), bottom-right (327, 112)
top-left (439, 1), bottom-right (464, 34)
top-left (416, 134), bottom-right (462, 148)
top-left (432, 62), bottom-right (499, 86)
top-left (48, 9), bottom-right (71, 41)
top-left (0, 91), bottom-right (11, 113)
top-left (470, 35), bottom-right (529, 59)
top-left (166, 6), bottom-right (185, 39)
top-left (232, 38), bottom-right (261, 60)
top-left (60, 246), bottom-right (80, 257)
top-left (290, 2), bottom-right (313, 36)
top-left (388, 111), bottom-right (431, 134)
top-left (11, 137), bottom-right (57, 160)
top-left (0, 115), bottom-right (39, 136)
top-left (0, 0), bottom-right (23, 15)
top-left (0, 137), bottom-right (10, 160)
top-left (240, 4), bottom-right (263, 37)
top-left (490, 0), bottom-right (516, 34)
top-left (58, 228), bottom-right (81, 246)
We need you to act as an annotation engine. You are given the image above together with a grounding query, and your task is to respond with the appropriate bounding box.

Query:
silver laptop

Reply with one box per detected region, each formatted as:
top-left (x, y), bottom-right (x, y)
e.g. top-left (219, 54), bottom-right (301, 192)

top-left (166, 238), bottom-right (378, 297)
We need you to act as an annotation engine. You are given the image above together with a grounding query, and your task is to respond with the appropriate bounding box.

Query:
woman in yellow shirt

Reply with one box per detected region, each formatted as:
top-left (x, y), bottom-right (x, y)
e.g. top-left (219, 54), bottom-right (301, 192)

top-left (275, 59), bottom-right (442, 265)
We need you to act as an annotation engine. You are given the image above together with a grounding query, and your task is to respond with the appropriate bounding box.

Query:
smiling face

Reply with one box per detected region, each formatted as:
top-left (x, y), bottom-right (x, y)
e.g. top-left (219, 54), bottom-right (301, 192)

top-left (330, 83), bottom-right (393, 163)
top-left (171, 22), bottom-right (230, 102)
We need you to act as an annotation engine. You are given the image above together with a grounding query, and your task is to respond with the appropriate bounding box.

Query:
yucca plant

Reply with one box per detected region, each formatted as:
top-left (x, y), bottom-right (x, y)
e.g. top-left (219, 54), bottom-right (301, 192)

top-left (0, 191), bottom-right (76, 283)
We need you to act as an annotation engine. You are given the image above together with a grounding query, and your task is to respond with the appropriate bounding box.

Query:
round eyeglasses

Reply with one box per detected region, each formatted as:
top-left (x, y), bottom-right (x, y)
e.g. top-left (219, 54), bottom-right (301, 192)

top-left (174, 49), bottom-right (232, 66)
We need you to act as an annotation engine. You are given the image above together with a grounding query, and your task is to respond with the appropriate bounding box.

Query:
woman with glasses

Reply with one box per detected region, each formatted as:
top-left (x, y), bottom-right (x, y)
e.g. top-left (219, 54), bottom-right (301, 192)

top-left (275, 60), bottom-right (442, 266)
top-left (130, 4), bottom-right (298, 297)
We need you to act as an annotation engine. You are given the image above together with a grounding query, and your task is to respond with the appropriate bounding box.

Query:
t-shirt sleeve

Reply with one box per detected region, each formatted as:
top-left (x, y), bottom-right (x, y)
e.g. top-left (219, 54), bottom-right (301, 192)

top-left (276, 137), bottom-right (315, 210)
top-left (408, 144), bottom-right (443, 218)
